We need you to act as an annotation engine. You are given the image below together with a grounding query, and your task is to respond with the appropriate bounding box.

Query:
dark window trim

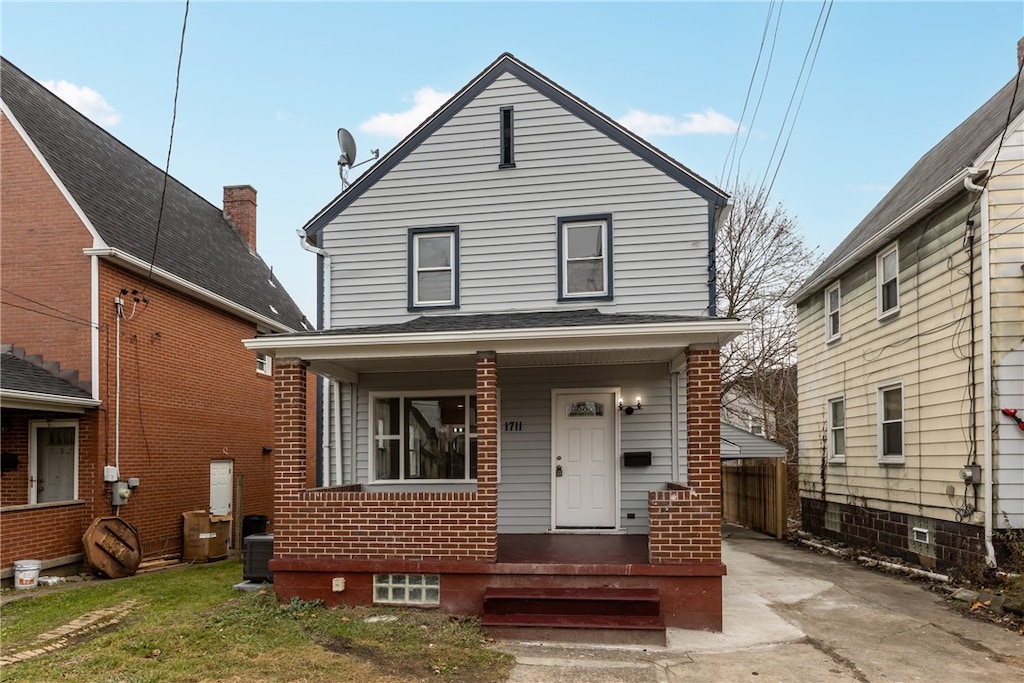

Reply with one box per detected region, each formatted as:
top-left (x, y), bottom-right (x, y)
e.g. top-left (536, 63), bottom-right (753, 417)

top-left (556, 213), bottom-right (614, 302)
top-left (499, 106), bottom-right (515, 169)
top-left (407, 226), bottom-right (460, 311)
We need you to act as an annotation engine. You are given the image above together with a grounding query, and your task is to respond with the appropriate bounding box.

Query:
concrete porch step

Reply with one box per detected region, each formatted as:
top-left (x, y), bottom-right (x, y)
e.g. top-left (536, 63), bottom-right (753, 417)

top-left (483, 587), bottom-right (661, 616)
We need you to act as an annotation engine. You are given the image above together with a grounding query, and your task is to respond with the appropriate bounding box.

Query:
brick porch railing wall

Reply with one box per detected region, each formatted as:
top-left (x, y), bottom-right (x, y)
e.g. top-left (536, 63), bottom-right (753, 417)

top-left (648, 347), bottom-right (722, 562)
top-left (271, 354), bottom-right (498, 563)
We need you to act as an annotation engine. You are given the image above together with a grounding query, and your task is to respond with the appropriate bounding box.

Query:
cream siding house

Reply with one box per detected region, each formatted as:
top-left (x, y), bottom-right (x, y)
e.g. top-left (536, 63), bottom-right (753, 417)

top-left (791, 48), bottom-right (1024, 571)
top-left (246, 53), bottom-right (744, 636)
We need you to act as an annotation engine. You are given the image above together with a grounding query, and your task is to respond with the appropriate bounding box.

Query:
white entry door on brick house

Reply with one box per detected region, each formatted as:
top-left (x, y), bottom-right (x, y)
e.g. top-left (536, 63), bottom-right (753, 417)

top-left (552, 390), bottom-right (618, 529)
top-left (210, 460), bottom-right (233, 516)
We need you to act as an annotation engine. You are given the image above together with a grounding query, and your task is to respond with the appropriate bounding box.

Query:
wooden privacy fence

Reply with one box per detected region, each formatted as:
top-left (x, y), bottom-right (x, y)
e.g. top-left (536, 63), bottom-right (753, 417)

top-left (721, 458), bottom-right (787, 539)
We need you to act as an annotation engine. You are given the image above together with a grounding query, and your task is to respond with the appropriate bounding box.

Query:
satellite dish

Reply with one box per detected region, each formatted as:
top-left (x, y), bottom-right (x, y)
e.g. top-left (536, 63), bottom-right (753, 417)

top-left (337, 128), bottom-right (357, 169)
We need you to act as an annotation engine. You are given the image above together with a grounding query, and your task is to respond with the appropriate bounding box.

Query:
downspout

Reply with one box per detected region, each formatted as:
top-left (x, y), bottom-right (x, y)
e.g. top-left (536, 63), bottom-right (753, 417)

top-left (964, 171), bottom-right (997, 568)
top-left (298, 229), bottom-right (332, 485)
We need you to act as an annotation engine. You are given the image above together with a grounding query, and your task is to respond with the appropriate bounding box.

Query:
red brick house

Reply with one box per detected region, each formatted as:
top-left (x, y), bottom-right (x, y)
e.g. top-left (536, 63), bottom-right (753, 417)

top-left (0, 57), bottom-right (311, 576)
top-left (247, 53), bottom-right (744, 637)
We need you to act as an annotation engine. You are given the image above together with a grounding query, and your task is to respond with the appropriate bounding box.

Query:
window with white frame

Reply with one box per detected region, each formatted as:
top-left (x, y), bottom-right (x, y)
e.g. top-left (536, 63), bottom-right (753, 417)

top-left (372, 393), bottom-right (478, 481)
top-left (825, 282), bottom-right (841, 341)
top-left (878, 383), bottom-right (904, 464)
top-left (558, 214), bottom-right (612, 300)
top-left (877, 244), bottom-right (899, 317)
top-left (256, 353), bottom-right (272, 375)
top-left (408, 227), bottom-right (458, 309)
top-left (29, 420), bottom-right (79, 504)
top-left (827, 396), bottom-right (846, 463)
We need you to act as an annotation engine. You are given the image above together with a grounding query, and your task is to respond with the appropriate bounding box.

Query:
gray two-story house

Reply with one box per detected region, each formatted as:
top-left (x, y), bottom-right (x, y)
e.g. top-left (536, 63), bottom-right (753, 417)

top-left (246, 53), bottom-right (744, 639)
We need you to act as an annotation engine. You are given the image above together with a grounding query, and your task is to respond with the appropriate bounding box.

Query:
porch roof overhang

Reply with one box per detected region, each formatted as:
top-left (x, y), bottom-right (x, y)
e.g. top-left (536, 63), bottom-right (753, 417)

top-left (243, 310), bottom-right (746, 382)
top-left (0, 389), bottom-right (100, 413)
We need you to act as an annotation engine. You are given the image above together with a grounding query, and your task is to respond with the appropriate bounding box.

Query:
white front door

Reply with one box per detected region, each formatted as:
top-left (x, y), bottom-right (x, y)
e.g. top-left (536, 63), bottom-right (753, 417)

top-left (210, 460), bottom-right (233, 516)
top-left (553, 390), bottom-right (617, 529)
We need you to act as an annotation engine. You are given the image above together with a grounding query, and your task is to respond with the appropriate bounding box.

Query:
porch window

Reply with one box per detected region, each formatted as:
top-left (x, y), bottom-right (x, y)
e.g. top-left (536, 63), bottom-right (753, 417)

top-left (408, 227), bottom-right (459, 310)
top-left (29, 419), bottom-right (79, 504)
top-left (558, 214), bottom-right (613, 301)
top-left (878, 383), bottom-right (904, 464)
top-left (372, 393), bottom-right (478, 481)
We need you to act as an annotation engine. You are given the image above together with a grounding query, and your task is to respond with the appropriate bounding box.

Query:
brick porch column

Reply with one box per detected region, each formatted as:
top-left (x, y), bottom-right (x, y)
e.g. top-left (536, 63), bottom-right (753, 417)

top-left (274, 358), bottom-right (309, 516)
top-left (685, 346), bottom-right (722, 558)
top-left (475, 351), bottom-right (498, 560)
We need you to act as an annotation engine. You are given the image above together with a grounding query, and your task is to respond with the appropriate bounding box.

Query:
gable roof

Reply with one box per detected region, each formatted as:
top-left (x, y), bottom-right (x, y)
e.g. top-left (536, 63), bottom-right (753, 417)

top-left (1, 56), bottom-right (309, 332)
top-left (720, 422), bottom-right (786, 460)
top-left (792, 68), bottom-right (1024, 304)
top-left (303, 52), bottom-right (728, 237)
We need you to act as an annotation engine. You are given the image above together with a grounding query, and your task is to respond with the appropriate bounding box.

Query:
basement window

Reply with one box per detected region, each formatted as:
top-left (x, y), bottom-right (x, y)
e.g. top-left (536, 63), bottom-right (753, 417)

top-left (373, 574), bottom-right (440, 605)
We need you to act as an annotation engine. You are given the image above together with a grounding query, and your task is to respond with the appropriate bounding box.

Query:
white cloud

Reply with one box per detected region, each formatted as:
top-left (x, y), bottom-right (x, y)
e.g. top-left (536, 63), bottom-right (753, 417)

top-left (618, 107), bottom-right (739, 136)
top-left (42, 80), bottom-right (120, 126)
top-left (358, 87), bottom-right (453, 139)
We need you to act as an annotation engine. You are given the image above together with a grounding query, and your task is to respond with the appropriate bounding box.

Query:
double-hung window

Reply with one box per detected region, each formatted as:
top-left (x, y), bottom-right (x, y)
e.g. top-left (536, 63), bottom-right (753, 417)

top-left (558, 214), bottom-right (613, 301)
top-left (877, 244), bottom-right (899, 318)
top-left (827, 396), bottom-right (846, 463)
top-left (372, 393), bottom-right (478, 482)
top-left (409, 227), bottom-right (458, 310)
top-left (256, 353), bottom-right (272, 376)
top-left (825, 283), bottom-right (841, 341)
top-left (878, 383), bottom-right (904, 464)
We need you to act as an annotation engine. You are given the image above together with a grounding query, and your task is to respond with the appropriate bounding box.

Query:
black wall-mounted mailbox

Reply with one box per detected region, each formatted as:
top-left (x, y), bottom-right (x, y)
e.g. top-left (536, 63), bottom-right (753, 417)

top-left (623, 451), bottom-right (652, 467)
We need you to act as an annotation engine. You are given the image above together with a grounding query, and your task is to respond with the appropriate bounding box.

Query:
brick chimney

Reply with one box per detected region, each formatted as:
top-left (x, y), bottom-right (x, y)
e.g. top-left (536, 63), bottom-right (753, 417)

top-left (223, 185), bottom-right (257, 251)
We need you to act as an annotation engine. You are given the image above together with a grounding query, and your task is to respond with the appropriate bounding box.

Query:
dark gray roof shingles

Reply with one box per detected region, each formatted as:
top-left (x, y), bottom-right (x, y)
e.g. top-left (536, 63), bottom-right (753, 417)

top-left (1, 57), bottom-right (308, 331)
top-left (1, 352), bottom-right (94, 402)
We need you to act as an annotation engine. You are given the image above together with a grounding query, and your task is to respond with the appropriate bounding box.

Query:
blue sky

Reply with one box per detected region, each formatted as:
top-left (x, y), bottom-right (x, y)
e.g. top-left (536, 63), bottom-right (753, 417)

top-left (3, 1), bottom-right (1022, 318)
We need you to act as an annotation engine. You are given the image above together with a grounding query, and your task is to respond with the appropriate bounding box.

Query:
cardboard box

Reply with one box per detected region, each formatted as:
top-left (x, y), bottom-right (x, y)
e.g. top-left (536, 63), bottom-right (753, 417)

top-left (182, 511), bottom-right (232, 562)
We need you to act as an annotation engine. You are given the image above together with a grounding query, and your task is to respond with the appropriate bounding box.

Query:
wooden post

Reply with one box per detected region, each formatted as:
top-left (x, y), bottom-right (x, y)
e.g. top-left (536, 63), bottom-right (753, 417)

top-left (775, 457), bottom-right (786, 539)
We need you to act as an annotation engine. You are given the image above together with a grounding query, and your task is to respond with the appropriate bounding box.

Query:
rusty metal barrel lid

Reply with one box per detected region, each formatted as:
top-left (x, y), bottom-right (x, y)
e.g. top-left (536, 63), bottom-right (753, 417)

top-left (82, 516), bottom-right (142, 578)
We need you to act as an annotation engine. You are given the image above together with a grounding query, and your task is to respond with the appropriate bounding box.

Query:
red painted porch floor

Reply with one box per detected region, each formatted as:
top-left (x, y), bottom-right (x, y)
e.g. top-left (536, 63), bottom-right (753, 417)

top-left (496, 534), bottom-right (649, 565)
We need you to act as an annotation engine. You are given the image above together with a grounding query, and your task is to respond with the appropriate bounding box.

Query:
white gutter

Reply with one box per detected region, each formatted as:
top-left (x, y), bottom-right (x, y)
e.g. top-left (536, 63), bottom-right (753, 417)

top-left (789, 167), bottom-right (982, 305)
top-left (965, 176), bottom-right (997, 568)
top-left (1, 390), bottom-right (101, 412)
top-left (83, 247), bottom-right (297, 333)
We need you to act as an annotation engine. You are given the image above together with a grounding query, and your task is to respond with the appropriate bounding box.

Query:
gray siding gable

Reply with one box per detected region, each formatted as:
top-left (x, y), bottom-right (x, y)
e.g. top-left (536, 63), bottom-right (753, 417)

top-left (303, 53), bottom-right (728, 238)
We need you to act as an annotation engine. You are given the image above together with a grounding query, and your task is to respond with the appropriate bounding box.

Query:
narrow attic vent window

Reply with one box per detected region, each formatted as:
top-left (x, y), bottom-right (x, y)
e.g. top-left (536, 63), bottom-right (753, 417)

top-left (499, 106), bottom-right (515, 168)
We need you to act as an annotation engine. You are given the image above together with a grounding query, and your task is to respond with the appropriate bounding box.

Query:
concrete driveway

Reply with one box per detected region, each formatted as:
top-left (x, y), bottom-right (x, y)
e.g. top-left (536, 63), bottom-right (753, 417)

top-left (498, 528), bottom-right (1024, 682)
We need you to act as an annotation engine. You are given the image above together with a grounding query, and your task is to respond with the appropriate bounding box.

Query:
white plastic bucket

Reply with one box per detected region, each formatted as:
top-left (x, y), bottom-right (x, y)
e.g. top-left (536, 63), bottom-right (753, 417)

top-left (13, 559), bottom-right (41, 590)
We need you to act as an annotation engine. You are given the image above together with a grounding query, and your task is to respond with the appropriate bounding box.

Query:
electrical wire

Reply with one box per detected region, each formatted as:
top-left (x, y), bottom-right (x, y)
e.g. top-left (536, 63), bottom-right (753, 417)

top-left (1, 287), bottom-right (96, 327)
top-left (140, 0), bottom-right (190, 295)
top-left (1, 300), bottom-right (96, 329)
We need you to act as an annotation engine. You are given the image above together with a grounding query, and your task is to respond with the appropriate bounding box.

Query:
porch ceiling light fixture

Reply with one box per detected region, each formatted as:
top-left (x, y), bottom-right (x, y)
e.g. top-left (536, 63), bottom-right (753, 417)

top-left (619, 396), bottom-right (643, 415)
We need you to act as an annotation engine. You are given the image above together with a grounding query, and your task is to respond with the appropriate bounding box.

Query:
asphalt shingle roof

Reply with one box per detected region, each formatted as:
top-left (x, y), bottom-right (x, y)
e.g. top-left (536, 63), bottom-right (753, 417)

top-left (794, 70), bottom-right (1024, 303)
top-left (1, 56), bottom-right (309, 331)
top-left (273, 309), bottom-right (733, 339)
top-left (1, 352), bottom-right (93, 401)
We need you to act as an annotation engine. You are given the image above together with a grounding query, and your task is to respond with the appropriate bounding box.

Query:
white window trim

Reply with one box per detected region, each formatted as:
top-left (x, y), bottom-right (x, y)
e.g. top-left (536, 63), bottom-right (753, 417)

top-left (28, 419), bottom-right (80, 504)
top-left (558, 215), bottom-right (612, 300)
top-left (877, 381), bottom-right (905, 465)
top-left (411, 230), bottom-right (456, 308)
top-left (369, 390), bottom-right (481, 483)
top-left (826, 395), bottom-right (846, 464)
top-left (256, 353), bottom-right (272, 376)
top-left (825, 282), bottom-right (841, 342)
top-left (876, 243), bottom-right (900, 319)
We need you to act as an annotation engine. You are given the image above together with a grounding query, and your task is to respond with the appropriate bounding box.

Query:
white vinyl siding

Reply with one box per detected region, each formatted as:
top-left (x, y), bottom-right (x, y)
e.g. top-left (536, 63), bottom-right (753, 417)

top-left (877, 244), bottom-right (900, 318)
top-left (323, 73), bottom-right (712, 325)
top-left (825, 282), bottom-right (841, 341)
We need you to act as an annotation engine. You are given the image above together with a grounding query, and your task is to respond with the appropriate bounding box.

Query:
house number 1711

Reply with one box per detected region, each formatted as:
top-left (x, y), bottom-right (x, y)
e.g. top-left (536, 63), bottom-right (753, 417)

top-left (504, 421), bottom-right (523, 432)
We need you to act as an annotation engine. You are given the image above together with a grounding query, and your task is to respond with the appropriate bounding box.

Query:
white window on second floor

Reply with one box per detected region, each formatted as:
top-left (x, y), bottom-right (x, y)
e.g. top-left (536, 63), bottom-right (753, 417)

top-left (877, 244), bottom-right (900, 319)
top-left (825, 282), bottom-right (841, 341)
top-left (558, 214), bottom-right (613, 301)
top-left (878, 382), bottom-right (904, 464)
top-left (409, 227), bottom-right (459, 310)
top-left (256, 353), bottom-right (272, 376)
top-left (827, 396), bottom-right (846, 463)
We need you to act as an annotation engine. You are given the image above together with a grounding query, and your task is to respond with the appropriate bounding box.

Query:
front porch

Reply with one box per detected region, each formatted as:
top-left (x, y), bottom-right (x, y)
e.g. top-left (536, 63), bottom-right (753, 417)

top-left (270, 532), bottom-right (726, 632)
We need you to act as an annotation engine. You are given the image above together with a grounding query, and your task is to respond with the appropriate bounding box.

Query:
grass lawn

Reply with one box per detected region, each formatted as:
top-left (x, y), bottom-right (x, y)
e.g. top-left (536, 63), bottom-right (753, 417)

top-left (0, 560), bottom-right (514, 682)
